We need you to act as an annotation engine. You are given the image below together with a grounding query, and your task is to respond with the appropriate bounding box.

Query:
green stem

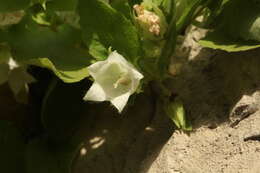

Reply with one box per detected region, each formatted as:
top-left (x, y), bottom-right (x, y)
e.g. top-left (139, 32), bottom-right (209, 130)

top-left (40, 77), bottom-right (58, 130)
top-left (176, 0), bottom-right (206, 34)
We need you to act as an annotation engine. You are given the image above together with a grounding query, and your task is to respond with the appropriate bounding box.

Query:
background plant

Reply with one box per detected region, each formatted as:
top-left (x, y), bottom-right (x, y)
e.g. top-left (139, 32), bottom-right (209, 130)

top-left (0, 0), bottom-right (260, 172)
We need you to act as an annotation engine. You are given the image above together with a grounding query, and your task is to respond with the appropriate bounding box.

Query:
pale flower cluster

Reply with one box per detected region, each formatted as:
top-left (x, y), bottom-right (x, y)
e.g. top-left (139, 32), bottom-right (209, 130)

top-left (134, 4), bottom-right (161, 36)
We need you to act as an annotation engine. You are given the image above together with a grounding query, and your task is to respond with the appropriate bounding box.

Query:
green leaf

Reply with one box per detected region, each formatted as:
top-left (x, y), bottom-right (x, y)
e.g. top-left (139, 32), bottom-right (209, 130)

top-left (55, 12), bottom-right (80, 28)
top-left (248, 16), bottom-right (260, 42)
top-left (0, 44), bottom-right (11, 64)
top-left (26, 137), bottom-right (80, 173)
top-left (0, 0), bottom-right (30, 12)
top-left (199, 31), bottom-right (260, 52)
top-left (79, 0), bottom-right (141, 62)
top-left (46, 0), bottom-right (78, 11)
top-left (164, 99), bottom-right (192, 131)
top-left (88, 38), bottom-right (109, 61)
top-left (217, 0), bottom-right (260, 42)
top-left (28, 58), bottom-right (89, 83)
top-left (81, 30), bottom-right (108, 61)
top-left (199, 0), bottom-right (260, 52)
top-left (0, 121), bottom-right (26, 173)
top-left (3, 19), bottom-right (90, 82)
top-left (111, 0), bottom-right (132, 19)
top-left (128, 0), bottom-right (142, 7)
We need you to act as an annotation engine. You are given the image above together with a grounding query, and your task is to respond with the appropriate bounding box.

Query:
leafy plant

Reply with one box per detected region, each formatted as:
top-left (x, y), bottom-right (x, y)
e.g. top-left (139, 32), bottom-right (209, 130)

top-left (0, 0), bottom-right (260, 172)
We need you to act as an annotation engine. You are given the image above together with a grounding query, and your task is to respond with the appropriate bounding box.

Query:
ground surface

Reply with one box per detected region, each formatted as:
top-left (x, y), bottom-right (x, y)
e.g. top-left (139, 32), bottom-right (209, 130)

top-left (73, 27), bottom-right (260, 173)
top-left (148, 93), bottom-right (260, 173)
top-left (1, 26), bottom-right (260, 173)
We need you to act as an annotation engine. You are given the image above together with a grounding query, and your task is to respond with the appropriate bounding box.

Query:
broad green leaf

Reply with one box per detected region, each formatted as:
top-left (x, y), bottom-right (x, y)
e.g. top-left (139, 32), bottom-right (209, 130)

top-left (88, 38), bottom-right (108, 61)
top-left (247, 16), bottom-right (260, 41)
top-left (0, 121), bottom-right (26, 173)
top-left (2, 19), bottom-right (90, 82)
top-left (199, 0), bottom-right (260, 51)
top-left (128, 0), bottom-right (142, 7)
top-left (26, 137), bottom-right (80, 173)
top-left (199, 31), bottom-right (260, 52)
top-left (55, 12), bottom-right (80, 28)
top-left (218, 0), bottom-right (260, 42)
top-left (81, 29), bottom-right (109, 61)
top-left (110, 0), bottom-right (132, 19)
top-left (0, 44), bottom-right (11, 64)
top-left (28, 58), bottom-right (89, 83)
top-left (0, 0), bottom-right (30, 12)
top-left (32, 12), bottom-right (52, 26)
top-left (222, 0), bottom-right (230, 5)
top-left (46, 0), bottom-right (78, 11)
top-left (164, 99), bottom-right (192, 131)
top-left (78, 0), bottom-right (141, 62)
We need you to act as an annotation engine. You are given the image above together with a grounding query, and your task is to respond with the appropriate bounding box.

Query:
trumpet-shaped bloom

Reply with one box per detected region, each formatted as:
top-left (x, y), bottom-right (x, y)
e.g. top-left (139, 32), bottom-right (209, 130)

top-left (84, 51), bottom-right (143, 113)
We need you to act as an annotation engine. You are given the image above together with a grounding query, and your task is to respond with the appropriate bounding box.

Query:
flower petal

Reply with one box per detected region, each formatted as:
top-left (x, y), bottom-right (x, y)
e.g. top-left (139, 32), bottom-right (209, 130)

top-left (131, 68), bottom-right (143, 80)
top-left (87, 61), bottom-right (107, 79)
top-left (8, 67), bottom-right (35, 95)
top-left (111, 92), bottom-right (130, 113)
top-left (8, 58), bottom-right (19, 70)
top-left (83, 82), bottom-right (106, 102)
top-left (108, 51), bottom-right (129, 65)
top-left (128, 68), bottom-right (143, 93)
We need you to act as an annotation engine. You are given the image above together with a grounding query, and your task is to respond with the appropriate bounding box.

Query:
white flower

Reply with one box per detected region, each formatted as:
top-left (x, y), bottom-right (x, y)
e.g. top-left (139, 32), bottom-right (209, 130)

top-left (0, 57), bottom-right (35, 102)
top-left (83, 51), bottom-right (143, 113)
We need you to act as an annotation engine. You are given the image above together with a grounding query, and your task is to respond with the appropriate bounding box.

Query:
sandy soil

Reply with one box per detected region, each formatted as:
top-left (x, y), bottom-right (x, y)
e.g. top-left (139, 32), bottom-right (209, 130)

top-left (148, 93), bottom-right (260, 173)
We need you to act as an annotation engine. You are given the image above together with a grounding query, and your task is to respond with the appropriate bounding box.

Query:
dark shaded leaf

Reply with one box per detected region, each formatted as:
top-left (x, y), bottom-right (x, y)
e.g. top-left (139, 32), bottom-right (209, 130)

top-left (46, 0), bottom-right (78, 11)
top-left (2, 19), bottom-right (90, 82)
top-left (78, 0), bottom-right (141, 62)
top-left (199, 31), bottom-right (260, 52)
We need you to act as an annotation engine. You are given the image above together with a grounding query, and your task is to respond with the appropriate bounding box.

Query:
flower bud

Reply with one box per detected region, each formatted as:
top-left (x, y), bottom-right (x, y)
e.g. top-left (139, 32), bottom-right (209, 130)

top-left (164, 99), bottom-right (192, 131)
top-left (134, 4), bottom-right (167, 40)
